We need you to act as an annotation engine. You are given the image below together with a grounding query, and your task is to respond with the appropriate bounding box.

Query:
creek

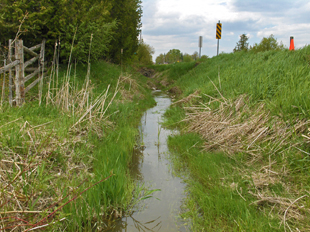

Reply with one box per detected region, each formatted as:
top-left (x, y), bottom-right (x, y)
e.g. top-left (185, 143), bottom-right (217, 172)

top-left (109, 91), bottom-right (187, 231)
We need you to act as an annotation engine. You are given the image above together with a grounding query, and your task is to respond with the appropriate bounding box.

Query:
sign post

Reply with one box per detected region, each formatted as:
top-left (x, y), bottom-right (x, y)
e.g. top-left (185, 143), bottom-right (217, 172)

top-left (216, 20), bottom-right (222, 56)
top-left (199, 36), bottom-right (203, 59)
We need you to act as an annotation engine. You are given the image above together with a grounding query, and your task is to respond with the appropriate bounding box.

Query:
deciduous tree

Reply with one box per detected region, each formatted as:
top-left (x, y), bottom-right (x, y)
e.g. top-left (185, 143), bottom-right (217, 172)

top-left (251, 34), bottom-right (284, 52)
top-left (165, 49), bottom-right (181, 63)
top-left (134, 41), bottom-right (154, 65)
top-left (155, 53), bottom-right (165, 64)
top-left (183, 53), bottom-right (194, 62)
top-left (192, 51), bottom-right (199, 61)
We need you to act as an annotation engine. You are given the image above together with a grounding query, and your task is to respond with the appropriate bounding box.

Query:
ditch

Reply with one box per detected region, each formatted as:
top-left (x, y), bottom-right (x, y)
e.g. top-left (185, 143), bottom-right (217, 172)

top-left (109, 90), bottom-right (187, 231)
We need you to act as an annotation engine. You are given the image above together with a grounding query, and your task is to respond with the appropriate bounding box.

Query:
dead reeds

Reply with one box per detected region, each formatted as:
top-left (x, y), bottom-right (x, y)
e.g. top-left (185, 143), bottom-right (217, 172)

top-left (180, 87), bottom-right (310, 230)
top-left (183, 94), bottom-right (309, 158)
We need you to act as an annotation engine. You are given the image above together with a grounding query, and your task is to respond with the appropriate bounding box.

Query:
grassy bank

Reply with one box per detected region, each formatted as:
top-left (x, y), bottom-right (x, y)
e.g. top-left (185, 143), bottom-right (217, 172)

top-left (0, 61), bottom-right (155, 231)
top-left (154, 47), bottom-right (310, 231)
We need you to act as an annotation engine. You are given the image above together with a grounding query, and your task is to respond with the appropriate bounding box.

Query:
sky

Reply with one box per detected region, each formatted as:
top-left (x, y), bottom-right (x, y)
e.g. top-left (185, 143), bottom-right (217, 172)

top-left (140, 0), bottom-right (310, 61)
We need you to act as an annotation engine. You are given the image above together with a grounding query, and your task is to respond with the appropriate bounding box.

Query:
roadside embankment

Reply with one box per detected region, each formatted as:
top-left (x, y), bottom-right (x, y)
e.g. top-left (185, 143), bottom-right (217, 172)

top-left (0, 61), bottom-right (155, 231)
top-left (152, 47), bottom-right (310, 231)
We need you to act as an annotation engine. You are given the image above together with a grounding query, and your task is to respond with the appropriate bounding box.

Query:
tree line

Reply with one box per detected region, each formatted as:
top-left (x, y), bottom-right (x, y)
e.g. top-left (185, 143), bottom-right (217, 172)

top-left (233, 34), bottom-right (285, 53)
top-left (155, 34), bottom-right (285, 64)
top-left (156, 49), bottom-right (207, 64)
top-left (0, 0), bottom-right (142, 64)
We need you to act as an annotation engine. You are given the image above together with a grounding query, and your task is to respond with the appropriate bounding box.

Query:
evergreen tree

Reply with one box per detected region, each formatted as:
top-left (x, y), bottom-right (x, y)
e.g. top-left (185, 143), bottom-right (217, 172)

top-left (108, 0), bottom-right (142, 63)
top-left (233, 34), bottom-right (249, 52)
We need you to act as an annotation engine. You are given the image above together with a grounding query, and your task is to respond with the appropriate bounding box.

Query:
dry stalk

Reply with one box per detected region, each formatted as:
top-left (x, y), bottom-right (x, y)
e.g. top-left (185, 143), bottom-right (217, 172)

top-left (283, 195), bottom-right (309, 232)
top-left (11, 12), bottom-right (29, 45)
top-left (46, 41), bottom-right (58, 106)
top-left (172, 90), bottom-right (201, 105)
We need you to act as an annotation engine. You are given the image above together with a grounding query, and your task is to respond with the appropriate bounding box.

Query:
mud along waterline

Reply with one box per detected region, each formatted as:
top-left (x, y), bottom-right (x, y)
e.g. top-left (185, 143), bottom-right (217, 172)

top-left (110, 91), bottom-right (187, 231)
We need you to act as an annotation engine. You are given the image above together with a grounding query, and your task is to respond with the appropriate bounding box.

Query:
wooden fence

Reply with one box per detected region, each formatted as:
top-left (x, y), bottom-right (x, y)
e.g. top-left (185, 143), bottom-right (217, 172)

top-left (0, 39), bottom-right (45, 106)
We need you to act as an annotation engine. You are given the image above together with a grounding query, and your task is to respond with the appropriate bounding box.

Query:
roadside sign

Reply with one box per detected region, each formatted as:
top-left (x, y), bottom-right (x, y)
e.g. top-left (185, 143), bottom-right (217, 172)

top-left (216, 21), bottom-right (221, 56)
top-left (216, 22), bottom-right (222, 39)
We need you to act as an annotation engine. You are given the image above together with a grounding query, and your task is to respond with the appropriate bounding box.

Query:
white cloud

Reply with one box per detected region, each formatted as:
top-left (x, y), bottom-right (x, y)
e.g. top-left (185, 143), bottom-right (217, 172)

top-left (141, 0), bottom-right (310, 60)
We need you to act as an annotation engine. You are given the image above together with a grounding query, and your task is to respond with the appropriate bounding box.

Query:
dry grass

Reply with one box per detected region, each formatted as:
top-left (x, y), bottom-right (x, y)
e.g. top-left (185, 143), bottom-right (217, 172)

top-left (181, 91), bottom-right (310, 230)
top-left (183, 94), bottom-right (309, 158)
top-left (118, 74), bottom-right (142, 102)
top-left (0, 119), bottom-right (94, 231)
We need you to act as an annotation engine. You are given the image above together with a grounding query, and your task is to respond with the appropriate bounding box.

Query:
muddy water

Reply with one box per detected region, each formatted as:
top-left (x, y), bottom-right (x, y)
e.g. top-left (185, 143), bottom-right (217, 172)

top-left (110, 91), bottom-right (187, 231)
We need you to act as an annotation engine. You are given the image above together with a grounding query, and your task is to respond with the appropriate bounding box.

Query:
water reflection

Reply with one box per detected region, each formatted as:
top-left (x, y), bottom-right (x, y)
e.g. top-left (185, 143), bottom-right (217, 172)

top-left (109, 91), bottom-right (187, 232)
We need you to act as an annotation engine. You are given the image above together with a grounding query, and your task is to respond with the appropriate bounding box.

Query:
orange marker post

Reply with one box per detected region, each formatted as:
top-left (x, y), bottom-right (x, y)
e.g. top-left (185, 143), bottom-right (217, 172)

top-left (289, 36), bottom-right (294, 51)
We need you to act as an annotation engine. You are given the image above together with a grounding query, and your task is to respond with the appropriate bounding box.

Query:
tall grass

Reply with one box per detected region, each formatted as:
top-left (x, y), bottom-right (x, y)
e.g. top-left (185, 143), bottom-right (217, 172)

top-left (159, 47), bottom-right (310, 231)
top-left (174, 47), bottom-right (310, 118)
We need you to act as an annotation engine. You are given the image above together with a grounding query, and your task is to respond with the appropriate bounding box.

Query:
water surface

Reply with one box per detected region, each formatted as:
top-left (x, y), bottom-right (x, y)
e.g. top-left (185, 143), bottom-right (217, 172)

top-left (109, 91), bottom-right (187, 231)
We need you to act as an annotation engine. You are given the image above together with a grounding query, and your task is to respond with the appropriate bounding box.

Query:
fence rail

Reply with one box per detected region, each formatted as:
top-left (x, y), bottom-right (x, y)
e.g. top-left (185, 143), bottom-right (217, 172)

top-left (0, 39), bottom-right (45, 106)
top-left (0, 60), bottom-right (20, 73)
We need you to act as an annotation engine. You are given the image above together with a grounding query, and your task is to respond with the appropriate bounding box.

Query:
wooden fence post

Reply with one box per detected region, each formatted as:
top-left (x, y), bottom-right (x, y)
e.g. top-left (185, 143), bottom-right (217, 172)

top-left (9, 39), bottom-right (13, 106)
top-left (15, 39), bottom-right (25, 106)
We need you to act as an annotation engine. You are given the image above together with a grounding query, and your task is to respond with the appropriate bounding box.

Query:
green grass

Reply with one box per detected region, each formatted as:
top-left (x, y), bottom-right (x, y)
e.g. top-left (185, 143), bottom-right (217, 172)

top-left (171, 47), bottom-right (310, 118)
top-left (169, 133), bottom-right (281, 231)
top-left (0, 60), bottom-right (155, 231)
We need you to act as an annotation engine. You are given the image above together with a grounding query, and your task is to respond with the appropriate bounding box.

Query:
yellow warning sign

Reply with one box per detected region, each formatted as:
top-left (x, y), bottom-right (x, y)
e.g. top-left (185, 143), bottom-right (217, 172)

top-left (216, 23), bottom-right (222, 39)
